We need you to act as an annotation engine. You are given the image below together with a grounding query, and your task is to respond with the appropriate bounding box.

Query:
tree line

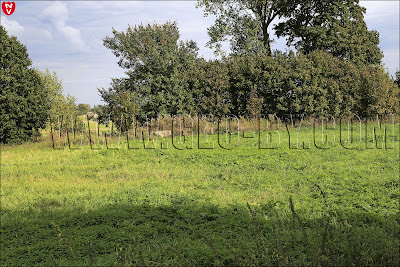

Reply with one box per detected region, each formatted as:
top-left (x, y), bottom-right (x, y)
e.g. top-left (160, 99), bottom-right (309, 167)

top-left (99, 0), bottom-right (399, 123)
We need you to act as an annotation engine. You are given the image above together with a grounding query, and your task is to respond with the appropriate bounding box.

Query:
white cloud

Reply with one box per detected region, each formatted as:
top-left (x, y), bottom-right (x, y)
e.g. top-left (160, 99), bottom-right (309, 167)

top-left (1, 15), bottom-right (24, 37)
top-left (42, 1), bottom-right (68, 24)
top-left (58, 25), bottom-right (86, 50)
top-left (42, 1), bottom-right (87, 51)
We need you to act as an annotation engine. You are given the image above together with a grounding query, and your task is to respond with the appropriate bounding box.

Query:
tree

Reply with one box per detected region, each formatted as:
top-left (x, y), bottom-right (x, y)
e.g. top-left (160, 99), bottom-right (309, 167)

top-left (355, 65), bottom-right (399, 116)
top-left (0, 26), bottom-right (50, 143)
top-left (77, 103), bottom-right (91, 116)
top-left (37, 69), bottom-right (77, 126)
top-left (101, 21), bottom-right (199, 119)
top-left (190, 58), bottom-right (231, 117)
top-left (247, 85), bottom-right (264, 118)
top-left (197, 0), bottom-right (382, 65)
top-left (226, 52), bottom-right (289, 117)
top-left (226, 50), bottom-right (398, 118)
top-left (91, 105), bottom-right (105, 115)
top-left (98, 78), bottom-right (141, 129)
top-left (275, 0), bottom-right (383, 65)
top-left (196, 0), bottom-right (285, 56)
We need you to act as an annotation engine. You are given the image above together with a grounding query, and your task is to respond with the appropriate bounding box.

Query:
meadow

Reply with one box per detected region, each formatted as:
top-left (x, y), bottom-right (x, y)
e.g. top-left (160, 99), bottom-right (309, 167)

top-left (1, 119), bottom-right (399, 266)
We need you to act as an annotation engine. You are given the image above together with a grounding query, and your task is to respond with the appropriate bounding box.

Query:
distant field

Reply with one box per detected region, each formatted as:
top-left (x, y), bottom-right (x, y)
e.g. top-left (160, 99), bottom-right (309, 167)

top-left (1, 124), bottom-right (399, 266)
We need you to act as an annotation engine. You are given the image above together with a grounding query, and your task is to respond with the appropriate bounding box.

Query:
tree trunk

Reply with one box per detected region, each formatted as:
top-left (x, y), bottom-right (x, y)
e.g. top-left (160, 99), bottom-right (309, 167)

top-left (262, 22), bottom-right (271, 56)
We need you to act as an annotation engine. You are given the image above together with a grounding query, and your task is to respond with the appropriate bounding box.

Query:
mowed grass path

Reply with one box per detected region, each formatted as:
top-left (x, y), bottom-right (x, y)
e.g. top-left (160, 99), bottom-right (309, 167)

top-left (1, 127), bottom-right (399, 266)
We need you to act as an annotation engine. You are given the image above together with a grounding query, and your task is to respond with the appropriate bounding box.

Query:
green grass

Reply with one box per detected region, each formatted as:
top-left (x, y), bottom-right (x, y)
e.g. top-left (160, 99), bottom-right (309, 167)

top-left (1, 125), bottom-right (399, 266)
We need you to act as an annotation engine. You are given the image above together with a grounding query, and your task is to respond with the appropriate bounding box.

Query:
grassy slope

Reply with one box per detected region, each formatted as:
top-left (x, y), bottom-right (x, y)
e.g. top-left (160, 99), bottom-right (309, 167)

top-left (1, 127), bottom-right (399, 266)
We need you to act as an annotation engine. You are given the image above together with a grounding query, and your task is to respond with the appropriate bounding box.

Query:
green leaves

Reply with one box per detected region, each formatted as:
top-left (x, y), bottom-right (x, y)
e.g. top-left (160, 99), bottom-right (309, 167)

top-left (101, 21), bottom-right (200, 119)
top-left (198, 0), bottom-right (383, 65)
top-left (227, 51), bottom-right (398, 118)
top-left (103, 22), bottom-right (181, 71)
top-left (196, 0), bottom-right (281, 56)
top-left (36, 69), bottom-right (77, 123)
top-left (0, 26), bottom-right (50, 144)
top-left (190, 59), bottom-right (231, 117)
top-left (275, 0), bottom-right (383, 65)
top-left (101, 17), bottom-right (398, 122)
top-left (77, 104), bottom-right (91, 116)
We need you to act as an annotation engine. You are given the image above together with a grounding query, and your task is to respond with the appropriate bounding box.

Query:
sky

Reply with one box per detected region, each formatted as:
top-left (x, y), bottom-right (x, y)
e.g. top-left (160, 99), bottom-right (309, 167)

top-left (1, 0), bottom-right (399, 106)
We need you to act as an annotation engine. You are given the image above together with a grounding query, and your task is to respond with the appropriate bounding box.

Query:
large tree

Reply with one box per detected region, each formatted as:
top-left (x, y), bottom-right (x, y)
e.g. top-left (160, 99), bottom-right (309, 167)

top-left (275, 0), bottom-right (383, 65)
top-left (100, 21), bottom-right (199, 119)
top-left (197, 0), bottom-right (382, 65)
top-left (196, 0), bottom-right (285, 56)
top-left (0, 26), bottom-right (49, 143)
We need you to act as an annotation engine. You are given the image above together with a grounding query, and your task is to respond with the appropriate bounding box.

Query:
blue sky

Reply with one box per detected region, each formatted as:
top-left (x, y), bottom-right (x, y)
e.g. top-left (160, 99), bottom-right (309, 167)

top-left (1, 1), bottom-right (399, 106)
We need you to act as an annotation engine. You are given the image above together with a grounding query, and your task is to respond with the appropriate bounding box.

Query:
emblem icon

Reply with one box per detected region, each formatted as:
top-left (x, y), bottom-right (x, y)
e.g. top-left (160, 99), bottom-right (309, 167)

top-left (2, 2), bottom-right (15, 16)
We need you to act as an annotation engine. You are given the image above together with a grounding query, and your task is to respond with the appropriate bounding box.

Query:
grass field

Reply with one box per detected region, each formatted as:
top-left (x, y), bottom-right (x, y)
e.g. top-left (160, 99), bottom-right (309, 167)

top-left (1, 123), bottom-right (399, 266)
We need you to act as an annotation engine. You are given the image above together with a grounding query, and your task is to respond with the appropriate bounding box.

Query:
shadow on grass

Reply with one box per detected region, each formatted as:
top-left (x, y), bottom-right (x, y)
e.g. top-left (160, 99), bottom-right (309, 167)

top-left (1, 198), bottom-right (399, 266)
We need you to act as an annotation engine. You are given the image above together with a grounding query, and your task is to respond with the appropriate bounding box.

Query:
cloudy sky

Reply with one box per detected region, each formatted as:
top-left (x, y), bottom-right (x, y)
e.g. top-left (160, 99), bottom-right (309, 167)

top-left (1, 1), bottom-right (399, 106)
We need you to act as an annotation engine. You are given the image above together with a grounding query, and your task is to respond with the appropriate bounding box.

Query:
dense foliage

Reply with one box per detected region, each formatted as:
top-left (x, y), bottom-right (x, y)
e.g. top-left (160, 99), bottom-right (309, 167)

top-left (100, 21), bottom-right (398, 120)
top-left (196, 0), bottom-right (383, 65)
top-left (2, 1), bottom-right (396, 144)
top-left (77, 103), bottom-right (91, 116)
top-left (0, 26), bottom-right (49, 144)
top-left (100, 21), bottom-right (199, 123)
top-left (37, 69), bottom-right (77, 123)
top-left (275, 0), bottom-right (383, 65)
top-left (227, 51), bottom-right (398, 117)
top-left (196, 0), bottom-right (284, 56)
